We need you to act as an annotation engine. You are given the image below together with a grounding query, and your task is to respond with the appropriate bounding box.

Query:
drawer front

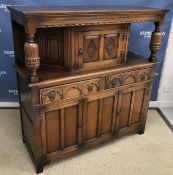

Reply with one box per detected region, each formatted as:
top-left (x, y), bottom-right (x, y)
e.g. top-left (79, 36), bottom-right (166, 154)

top-left (40, 78), bottom-right (102, 104)
top-left (106, 68), bottom-right (152, 89)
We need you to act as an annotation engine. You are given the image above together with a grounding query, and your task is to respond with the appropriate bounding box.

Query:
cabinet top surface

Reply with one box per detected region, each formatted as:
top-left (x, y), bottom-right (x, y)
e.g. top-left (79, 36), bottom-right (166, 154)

top-left (9, 6), bottom-right (168, 15)
top-left (9, 6), bottom-right (168, 27)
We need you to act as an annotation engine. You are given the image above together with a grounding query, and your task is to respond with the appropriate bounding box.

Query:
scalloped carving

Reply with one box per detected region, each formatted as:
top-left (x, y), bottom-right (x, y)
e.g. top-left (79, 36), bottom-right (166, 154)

top-left (63, 84), bottom-right (82, 99)
top-left (40, 87), bottom-right (63, 104)
top-left (106, 74), bottom-right (123, 88)
top-left (136, 69), bottom-right (151, 82)
top-left (83, 81), bottom-right (100, 95)
top-left (123, 72), bottom-right (137, 84)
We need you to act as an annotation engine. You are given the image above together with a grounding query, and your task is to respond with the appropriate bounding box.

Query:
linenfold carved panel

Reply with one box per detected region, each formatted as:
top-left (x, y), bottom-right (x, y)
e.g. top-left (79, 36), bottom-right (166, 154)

top-left (36, 28), bottom-right (64, 67)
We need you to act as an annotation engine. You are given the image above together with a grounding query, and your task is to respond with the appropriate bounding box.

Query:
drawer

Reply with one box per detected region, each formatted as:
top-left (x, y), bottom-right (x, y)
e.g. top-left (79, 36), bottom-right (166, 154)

top-left (106, 68), bottom-right (152, 89)
top-left (40, 78), bottom-right (102, 104)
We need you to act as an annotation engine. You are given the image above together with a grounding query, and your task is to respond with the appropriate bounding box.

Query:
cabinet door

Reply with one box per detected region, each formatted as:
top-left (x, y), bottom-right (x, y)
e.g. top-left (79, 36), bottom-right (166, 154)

top-left (78, 31), bottom-right (123, 70)
top-left (115, 84), bottom-right (150, 132)
top-left (40, 100), bottom-right (83, 155)
top-left (83, 90), bottom-right (118, 143)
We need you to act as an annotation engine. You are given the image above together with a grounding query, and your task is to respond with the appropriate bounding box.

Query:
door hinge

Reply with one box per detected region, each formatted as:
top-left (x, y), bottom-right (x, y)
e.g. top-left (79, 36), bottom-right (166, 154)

top-left (37, 115), bottom-right (43, 123)
top-left (117, 111), bottom-right (120, 116)
top-left (146, 89), bottom-right (150, 96)
top-left (122, 32), bottom-right (127, 41)
top-left (120, 51), bottom-right (125, 64)
top-left (40, 147), bottom-right (46, 161)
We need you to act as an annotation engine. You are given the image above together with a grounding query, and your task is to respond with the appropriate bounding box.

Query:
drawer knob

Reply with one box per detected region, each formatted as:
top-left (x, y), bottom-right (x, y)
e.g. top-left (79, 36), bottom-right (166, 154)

top-left (111, 79), bottom-right (118, 87)
top-left (79, 48), bottom-right (84, 55)
top-left (48, 91), bottom-right (56, 101)
top-left (141, 74), bottom-right (146, 80)
top-left (87, 84), bottom-right (93, 92)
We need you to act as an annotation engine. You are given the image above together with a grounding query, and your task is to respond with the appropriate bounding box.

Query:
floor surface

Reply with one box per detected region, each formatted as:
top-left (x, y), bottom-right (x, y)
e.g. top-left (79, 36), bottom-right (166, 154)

top-left (0, 109), bottom-right (173, 175)
top-left (160, 107), bottom-right (173, 125)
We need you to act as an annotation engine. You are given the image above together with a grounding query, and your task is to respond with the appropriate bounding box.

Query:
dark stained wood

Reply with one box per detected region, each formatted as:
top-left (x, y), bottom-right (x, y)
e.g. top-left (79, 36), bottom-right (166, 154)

top-left (101, 96), bottom-right (114, 135)
top-left (86, 100), bottom-right (99, 140)
top-left (8, 6), bottom-right (168, 173)
top-left (45, 110), bottom-right (60, 153)
top-left (64, 105), bottom-right (78, 147)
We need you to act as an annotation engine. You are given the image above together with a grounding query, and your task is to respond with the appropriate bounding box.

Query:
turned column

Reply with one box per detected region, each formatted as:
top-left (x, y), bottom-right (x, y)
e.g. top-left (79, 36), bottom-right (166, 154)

top-left (148, 22), bottom-right (163, 62)
top-left (24, 34), bottom-right (40, 82)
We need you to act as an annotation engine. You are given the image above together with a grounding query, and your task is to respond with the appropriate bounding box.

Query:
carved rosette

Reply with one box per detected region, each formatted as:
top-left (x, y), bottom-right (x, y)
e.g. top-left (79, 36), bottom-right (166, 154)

top-left (149, 22), bottom-right (163, 62)
top-left (24, 35), bottom-right (40, 82)
top-left (136, 69), bottom-right (151, 82)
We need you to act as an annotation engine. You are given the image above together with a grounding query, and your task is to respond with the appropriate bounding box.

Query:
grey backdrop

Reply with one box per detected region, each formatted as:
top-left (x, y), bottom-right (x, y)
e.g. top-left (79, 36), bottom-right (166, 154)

top-left (0, 0), bottom-right (173, 102)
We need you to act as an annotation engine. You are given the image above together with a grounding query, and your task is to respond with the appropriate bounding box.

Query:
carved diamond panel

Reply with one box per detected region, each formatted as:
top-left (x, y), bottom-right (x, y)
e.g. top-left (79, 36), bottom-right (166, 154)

top-left (87, 40), bottom-right (97, 57)
top-left (83, 35), bottom-right (100, 63)
top-left (104, 33), bottom-right (118, 60)
top-left (106, 37), bottom-right (116, 57)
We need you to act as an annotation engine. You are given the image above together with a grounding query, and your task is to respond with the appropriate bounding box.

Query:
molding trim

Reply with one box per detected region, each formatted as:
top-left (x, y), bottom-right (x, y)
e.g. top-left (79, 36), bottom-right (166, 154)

top-left (149, 101), bottom-right (173, 108)
top-left (0, 100), bottom-right (172, 108)
top-left (156, 108), bottom-right (173, 132)
top-left (149, 101), bottom-right (159, 108)
top-left (0, 102), bottom-right (19, 108)
top-left (157, 101), bottom-right (173, 108)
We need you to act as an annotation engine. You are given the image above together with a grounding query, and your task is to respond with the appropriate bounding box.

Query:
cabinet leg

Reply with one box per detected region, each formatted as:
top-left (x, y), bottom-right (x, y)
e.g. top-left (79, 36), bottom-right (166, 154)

top-left (36, 164), bottom-right (43, 174)
top-left (22, 137), bottom-right (25, 143)
top-left (138, 127), bottom-right (145, 135)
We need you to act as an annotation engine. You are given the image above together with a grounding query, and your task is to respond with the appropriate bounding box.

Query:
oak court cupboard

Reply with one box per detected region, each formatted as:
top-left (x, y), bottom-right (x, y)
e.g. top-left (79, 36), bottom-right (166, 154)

top-left (8, 6), bottom-right (168, 173)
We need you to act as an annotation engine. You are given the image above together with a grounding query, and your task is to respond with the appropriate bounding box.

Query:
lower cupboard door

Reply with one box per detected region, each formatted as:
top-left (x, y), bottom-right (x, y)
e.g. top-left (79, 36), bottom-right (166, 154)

top-left (116, 85), bottom-right (150, 131)
top-left (40, 101), bottom-right (83, 154)
top-left (83, 92), bottom-right (118, 143)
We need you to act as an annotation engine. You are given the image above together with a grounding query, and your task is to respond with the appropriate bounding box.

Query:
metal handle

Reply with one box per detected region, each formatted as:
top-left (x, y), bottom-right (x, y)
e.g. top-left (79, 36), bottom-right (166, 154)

top-left (112, 79), bottom-right (118, 87)
top-left (87, 84), bottom-right (93, 92)
top-left (141, 74), bottom-right (146, 81)
top-left (48, 91), bottom-right (56, 101)
top-left (79, 48), bottom-right (84, 55)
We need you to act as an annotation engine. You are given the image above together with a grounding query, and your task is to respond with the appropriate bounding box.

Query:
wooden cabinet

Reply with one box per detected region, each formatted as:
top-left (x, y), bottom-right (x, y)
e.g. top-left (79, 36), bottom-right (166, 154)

top-left (9, 6), bottom-right (168, 174)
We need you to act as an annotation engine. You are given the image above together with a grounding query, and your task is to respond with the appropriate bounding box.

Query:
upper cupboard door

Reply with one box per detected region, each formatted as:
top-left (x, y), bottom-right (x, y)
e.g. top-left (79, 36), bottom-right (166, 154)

top-left (78, 24), bottom-right (130, 70)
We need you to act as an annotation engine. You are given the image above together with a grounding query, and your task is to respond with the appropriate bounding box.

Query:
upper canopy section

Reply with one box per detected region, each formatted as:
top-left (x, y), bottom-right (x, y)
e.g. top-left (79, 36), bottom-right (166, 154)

top-left (8, 6), bottom-right (169, 33)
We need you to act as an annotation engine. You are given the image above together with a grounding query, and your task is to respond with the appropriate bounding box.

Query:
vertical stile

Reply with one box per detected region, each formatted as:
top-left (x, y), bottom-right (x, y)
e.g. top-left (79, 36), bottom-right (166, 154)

top-left (40, 113), bottom-right (47, 154)
top-left (78, 99), bottom-right (83, 145)
top-left (82, 99), bottom-right (88, 142)
top-left (115, 91), bottom-right (123, 132)
top-left (128, 91), bottom-right (136, 126)
top-left (97, 99), bottom-right (103, 136)
top-left (60, 108), bottom-right (65, 149)
top-left (99, 34), bottom-right (104, 61)
top-left (111, 92), bottom-right (118, 134)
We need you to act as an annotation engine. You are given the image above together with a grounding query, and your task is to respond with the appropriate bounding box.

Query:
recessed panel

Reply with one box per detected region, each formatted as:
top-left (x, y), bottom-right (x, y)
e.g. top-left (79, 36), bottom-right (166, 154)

top-left (131, 89), bottom-right (145, 125)
top-left (64, 105), bottom-right (78, 147)
top-left (83, 35), bottom-right (100, 63)
top-left (101, 97), bottom-right (114, 135)
top-left (104, 33), bottom-right (119, 60)
top-left (46, 110), bottom-right (60, 153)
top-left (86, 100), bottom-right (99, 140)
top-left (119, 92), bottom-right (132, 129)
